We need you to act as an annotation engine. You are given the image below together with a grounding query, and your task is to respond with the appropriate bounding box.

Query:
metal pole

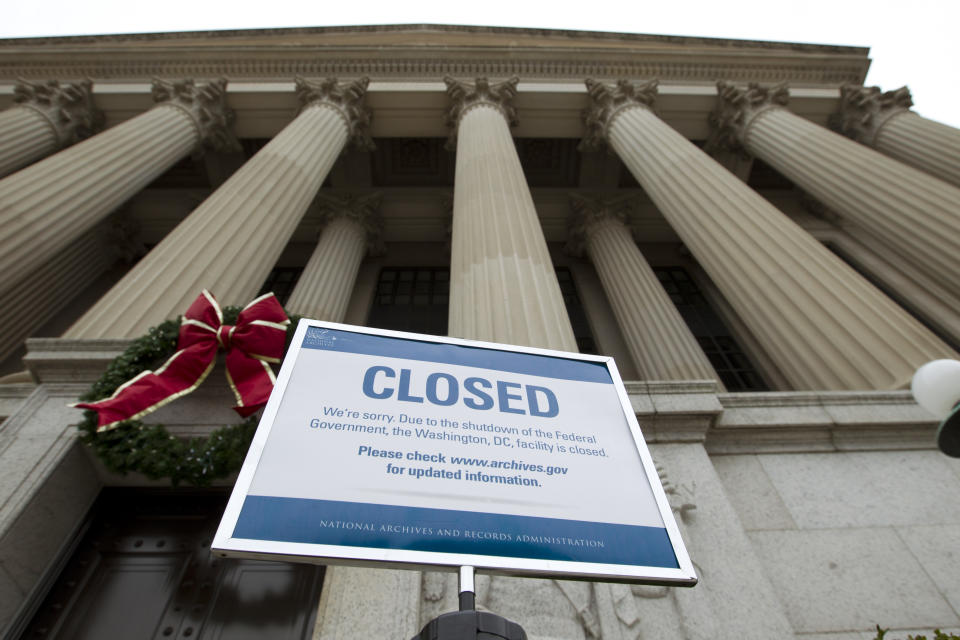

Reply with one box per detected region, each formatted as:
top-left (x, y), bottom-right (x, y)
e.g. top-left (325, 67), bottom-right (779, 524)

top-left (458, 565), bottom-right (476, 611)
top-left (410, 566), bottom-right (526, 639)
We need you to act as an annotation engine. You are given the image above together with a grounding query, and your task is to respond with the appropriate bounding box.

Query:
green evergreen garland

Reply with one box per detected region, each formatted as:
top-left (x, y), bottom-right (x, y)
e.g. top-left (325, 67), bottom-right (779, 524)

top-left (76, 306), bottom-right (299, 486)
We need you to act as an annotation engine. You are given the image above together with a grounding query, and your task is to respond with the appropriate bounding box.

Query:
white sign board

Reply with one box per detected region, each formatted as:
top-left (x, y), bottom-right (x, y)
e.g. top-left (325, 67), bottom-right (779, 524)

top-left (213, 320), bottom-right (697, 585)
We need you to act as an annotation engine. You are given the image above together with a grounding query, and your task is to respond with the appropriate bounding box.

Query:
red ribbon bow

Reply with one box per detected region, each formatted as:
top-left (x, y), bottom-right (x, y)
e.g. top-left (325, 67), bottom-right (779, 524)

top-left (75, 290), bottom-right (290, 432)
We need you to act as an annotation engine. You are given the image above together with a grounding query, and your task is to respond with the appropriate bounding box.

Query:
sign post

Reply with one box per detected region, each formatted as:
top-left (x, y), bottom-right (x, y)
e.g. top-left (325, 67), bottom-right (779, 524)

top-left (213, 320), bottom-right (697, 636)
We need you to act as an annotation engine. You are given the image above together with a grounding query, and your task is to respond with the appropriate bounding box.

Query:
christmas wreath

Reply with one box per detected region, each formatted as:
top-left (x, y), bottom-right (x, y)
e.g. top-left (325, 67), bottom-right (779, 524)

top-left (74, 293), bottom-right (300, 486)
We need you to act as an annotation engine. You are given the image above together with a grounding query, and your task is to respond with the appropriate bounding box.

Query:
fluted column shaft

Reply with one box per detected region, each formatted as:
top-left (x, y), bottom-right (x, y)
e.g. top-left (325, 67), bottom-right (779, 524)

top-left (722, 89), bottom-right (960, 290)
top-left (67, 78), bottom-right (371, 338)
top-left (0, 105), bottom-right (195, 291)
top-left (285, 192), bottom-right (381, 321)
top-left (0, 79), bottom-right (230, 296)
top-left (286, 217), bottom-right (367, 322)
top-left (0, 227), bottom-right (114, 364)
top-left (836, 85), bottom-right (960, 188)
top-left (447, 78), bottom-right (577, 351)
top-left (0, 80), bottom-right (101, 178)
top-left (571, 200), bottom-right (717, 381)
top-left (873, 112), bottom-right (960, 187)
top-left (0, 107), bottom-right (59, 177)
top-left (588, 80), bottom-right (956, 390)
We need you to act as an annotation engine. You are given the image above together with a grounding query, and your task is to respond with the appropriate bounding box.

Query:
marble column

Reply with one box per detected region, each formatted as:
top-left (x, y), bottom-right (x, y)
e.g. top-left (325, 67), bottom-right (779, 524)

top-left (0, 226), bottom-right (115, 366)
top-left (584, 79), bottom-right (956, 391)
top-left (0, 79), bottom-right (102, 178)
top-left (835, 85), bottom-right (960, 188)
top-left (713, 81), bottom-right (960, 293)
top-left (416, 77), bottom-right (574, 639)
top-left (445, 76), bottom-right (577, 352)
top-left (66, 77), bottom-right (372, 338)
top-left (285, 192), bottom-right (383, 322)
top-left (0, 78), bottom-right (233, 296)
top-left (567, 193), bottom-right (717, 382)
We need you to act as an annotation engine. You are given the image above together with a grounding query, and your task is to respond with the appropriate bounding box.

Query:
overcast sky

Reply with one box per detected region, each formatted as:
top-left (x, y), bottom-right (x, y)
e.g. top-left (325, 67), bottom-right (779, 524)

top-left (5, 0), bottom-right (959, 128)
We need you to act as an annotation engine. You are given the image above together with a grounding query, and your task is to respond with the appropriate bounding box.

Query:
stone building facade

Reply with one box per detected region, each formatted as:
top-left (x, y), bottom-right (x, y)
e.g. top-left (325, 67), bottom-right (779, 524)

top-left (0, 24), bottom-right (959, 639)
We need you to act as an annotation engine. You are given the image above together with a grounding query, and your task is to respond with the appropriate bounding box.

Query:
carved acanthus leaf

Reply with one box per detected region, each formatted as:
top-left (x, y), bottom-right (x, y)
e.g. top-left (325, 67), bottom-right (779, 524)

top-left (710, 81), bottom-right (790, 151)
top-left (657, 464), bottom-right (697, 525)
top-left (421, 571), bottom-right (446, 602)
top-left (14, 78), bottom-right (103, 146)
top-left (151, 78), bottom-right (238, 153)
top-left (314, 191), bottom-right (384, 254)
top-left (443, 76), bottom-right (519, 146)
top-left (833, 84), bottom-right (913, 146)
top-left (295, 76), bottom-right (373, 150)
top-left (580, 78), bottom-right (658, 151)
top-left (566, 192), bottom-right (637, 256)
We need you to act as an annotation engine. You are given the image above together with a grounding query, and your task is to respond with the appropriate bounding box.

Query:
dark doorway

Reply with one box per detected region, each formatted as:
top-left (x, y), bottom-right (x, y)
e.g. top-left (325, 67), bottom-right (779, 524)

top-left (20, 490), bottom-right (324, 640)
top-left (366, 267), bottom-right (450, 336)
top-left (653, 266), bottom-right (768, 391)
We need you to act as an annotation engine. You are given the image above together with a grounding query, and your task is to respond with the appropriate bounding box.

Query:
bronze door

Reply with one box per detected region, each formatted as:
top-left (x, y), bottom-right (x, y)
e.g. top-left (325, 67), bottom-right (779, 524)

top-left (21, 490), bottom-right (324, 640)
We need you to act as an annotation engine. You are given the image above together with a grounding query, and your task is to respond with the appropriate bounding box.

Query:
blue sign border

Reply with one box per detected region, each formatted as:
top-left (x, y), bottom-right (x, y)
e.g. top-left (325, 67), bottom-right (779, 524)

top-left (234, 496), bottom-right (678, 568)
top-left (302, 326), bottom-right (612, 384)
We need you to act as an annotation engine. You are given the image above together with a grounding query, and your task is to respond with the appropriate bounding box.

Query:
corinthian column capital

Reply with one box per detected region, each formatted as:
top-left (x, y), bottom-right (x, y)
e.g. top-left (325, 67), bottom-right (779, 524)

top-left (295, 76), bottom-right (373, 150)
top-left (834, 85), bottom-right (913, 146)
top-left (710, 81), bottom-right (790, 150)
top-left (443, 76), bottom-right (519, 145)
top-left (314, 191), bottom-right (385, 254)
top-left (151, 78), bottom-right (236, 152)
top-left (13, 78), bottom-right (103, 146)
top-left (581, 78), bottom-right (658, 151)
top-left (566, 192), bottom-right (635, 256)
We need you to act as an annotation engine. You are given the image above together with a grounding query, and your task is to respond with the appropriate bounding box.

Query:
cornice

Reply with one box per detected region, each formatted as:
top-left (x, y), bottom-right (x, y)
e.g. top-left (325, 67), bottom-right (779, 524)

top-left (0, 25), bottom-right (871, 86)
top-left (0, 24), bottom-right (870, 56)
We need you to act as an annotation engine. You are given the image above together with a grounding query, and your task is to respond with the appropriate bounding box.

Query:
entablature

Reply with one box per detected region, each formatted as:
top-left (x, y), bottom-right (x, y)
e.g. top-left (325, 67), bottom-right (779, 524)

top-left (0, 81), bottom-right (842, 139)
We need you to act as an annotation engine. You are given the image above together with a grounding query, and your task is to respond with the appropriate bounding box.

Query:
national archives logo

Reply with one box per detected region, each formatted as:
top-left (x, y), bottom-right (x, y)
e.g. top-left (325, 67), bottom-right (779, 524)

top-left (303, 328), bottom-right (338, 349)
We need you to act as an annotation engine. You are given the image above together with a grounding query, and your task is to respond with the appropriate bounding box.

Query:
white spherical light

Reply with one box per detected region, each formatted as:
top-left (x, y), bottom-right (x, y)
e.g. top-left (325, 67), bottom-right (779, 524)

top-left (911, 359), bottom-right (960, 419)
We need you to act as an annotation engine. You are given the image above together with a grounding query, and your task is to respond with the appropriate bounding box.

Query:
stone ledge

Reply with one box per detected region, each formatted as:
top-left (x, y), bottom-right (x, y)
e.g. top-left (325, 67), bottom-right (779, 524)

top-left (709, 390), bottom-right (937, 454)
top-left (23, 338), bottom-right (130, 385)
top-left (626, 380), bottom-right (722, 443)
top-left (0, 385), bottom-right (36, 421)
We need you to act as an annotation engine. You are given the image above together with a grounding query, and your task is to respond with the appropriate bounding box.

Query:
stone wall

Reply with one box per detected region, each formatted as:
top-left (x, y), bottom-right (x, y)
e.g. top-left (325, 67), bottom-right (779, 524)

top-left (715, 450), bottom-right (960, 638)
